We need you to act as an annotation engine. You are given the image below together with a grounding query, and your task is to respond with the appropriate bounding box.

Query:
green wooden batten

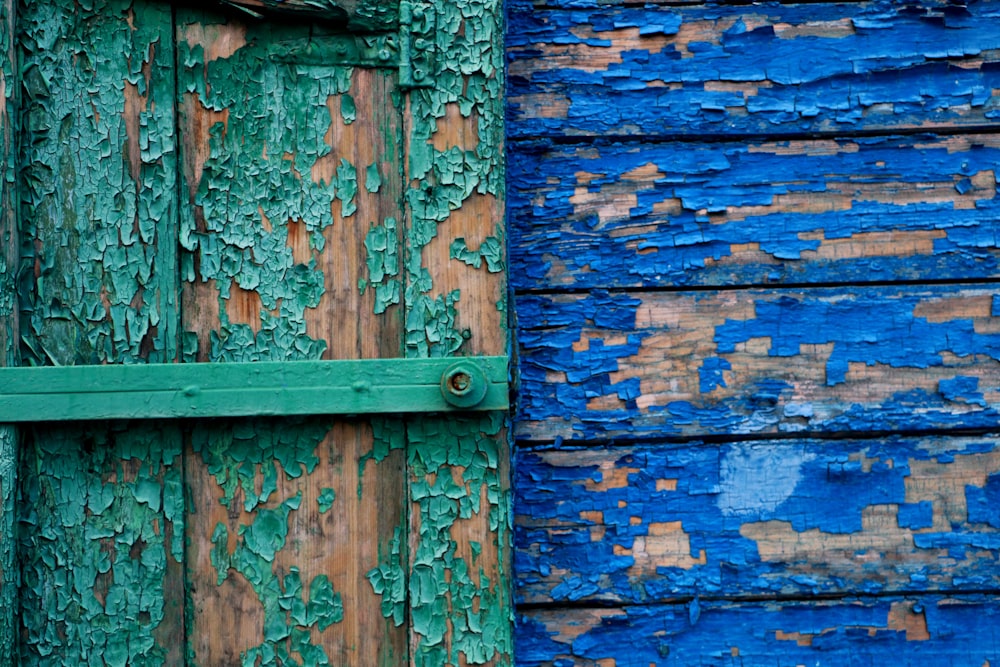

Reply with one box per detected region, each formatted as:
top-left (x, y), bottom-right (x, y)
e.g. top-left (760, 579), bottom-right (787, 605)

top-left (0, 356), bottom-right (508, 420)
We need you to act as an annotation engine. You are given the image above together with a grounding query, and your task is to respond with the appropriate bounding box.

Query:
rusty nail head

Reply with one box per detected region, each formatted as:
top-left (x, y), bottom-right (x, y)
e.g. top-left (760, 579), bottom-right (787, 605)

top-left (441, 362), bottom-right (488, 408)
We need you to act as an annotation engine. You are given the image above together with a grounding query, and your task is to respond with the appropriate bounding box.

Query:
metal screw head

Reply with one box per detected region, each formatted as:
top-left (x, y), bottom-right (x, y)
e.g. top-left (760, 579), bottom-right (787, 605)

top-left (440, 361), bottom-right (488, 409)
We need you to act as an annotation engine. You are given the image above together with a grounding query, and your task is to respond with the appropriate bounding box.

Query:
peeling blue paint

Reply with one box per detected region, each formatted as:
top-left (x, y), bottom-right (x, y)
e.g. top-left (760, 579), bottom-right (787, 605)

top-left (508, 0), bottom-right (1000, 138)
top-left (515, 436), bottom-right (1000, 604)
top-left (509, 136), bottom-right (1000, 290)
top-left (517, 595), bottom-right (1000, 666)
top-left (712, 295), bottom-right (1000, 386)
top-left (516, 286), bottom-right (1000, 441)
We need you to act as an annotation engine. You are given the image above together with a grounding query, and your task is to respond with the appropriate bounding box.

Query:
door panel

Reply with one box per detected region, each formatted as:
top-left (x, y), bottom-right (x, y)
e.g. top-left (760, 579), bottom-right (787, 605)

top-left (16, 0), bottom-right (182, 663)
top-left (19, 423), bottom-right (185, 665)
top-left (9, 0), bottom-right (509, 663)
top-left (184, 417), bottom-right (407, 665)
top-left (175, 13), bottom-right (407, 664)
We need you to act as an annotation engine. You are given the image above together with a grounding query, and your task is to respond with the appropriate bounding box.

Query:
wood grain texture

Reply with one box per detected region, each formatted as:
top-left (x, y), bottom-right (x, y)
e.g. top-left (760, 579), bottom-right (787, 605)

top-left (508, 0), bottom-right (1000, 139)
top-left (516, 434), bottom-right (1000, 604)
top-left (517, 595), bottom-right (1000, 666)
top-left (185, 418), bottom-right (407, 666)
top-left (510, 134), bottom-right (1000, 290)
top-left (0, 0), bottom-right (16, 658)
top-left (506, 0), bottom-right (1000, 662)
top-left (177, 13), bottom-right (408, 665)
top-left (402, 0), bottom-right (512, 661)
top-left (516, 284), bottom-right (1000, 441)
top-left (14, 2), bottom-right (185, 663)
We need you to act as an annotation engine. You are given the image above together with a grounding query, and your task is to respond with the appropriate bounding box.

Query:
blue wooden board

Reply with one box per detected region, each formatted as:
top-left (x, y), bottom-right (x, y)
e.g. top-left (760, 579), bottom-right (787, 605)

top-left (515, 434), bottom-right (1000, 604)
top-left (509, 134), bottom-right (1000, 290)
top-left (506, 0), bottom-right (1000, 664)
top-left (508, 0), bottom-right (1000, 139)
top-left (516, 284), bottom-right (1000, 441)
top-left (517, 595), bottom-right (1000, 667)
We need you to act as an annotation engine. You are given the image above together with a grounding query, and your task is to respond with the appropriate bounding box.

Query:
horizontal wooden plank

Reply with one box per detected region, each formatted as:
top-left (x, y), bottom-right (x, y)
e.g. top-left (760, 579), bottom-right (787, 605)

top-left (509, 134), bottom-right (1000, 290)
top-left (515, 285), bottom-right (1000, 441)
top-left (0, 357), bottom-right (508, 420)
top-left (507, 0), bottom-right (1000, 138)
top-left (515, 435), bottom-right (1000, 604)
top-left (517, 595), bottom-right (1000, 667)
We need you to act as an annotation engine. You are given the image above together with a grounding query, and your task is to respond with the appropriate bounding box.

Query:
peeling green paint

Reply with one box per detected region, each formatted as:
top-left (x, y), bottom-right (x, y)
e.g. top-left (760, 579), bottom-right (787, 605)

top-left (358, 417), bottom-right (404, 501)
top-left (449, 230), bottom-right (503, 272)
top-left (407, 414), bottom-right (512, 666)
top-left (178, 16), bottom-right (362, 362)
top-left (194, 418), bottom-right (345, 667)
top-left (192, 418), bottom-right (326, 512)
top-left (336, 158), bottom-right (358, 217)
top-left (18, 424), bottom-right (183, 665)
top-left (365, 161), bottom-right (382, 193)
top-left (397, 0), bottom-right (510, 661)
top-left (406, 288), bottom-right (467, 358)
top-left (366, 525), bottom-right (407, 626)
top-left (8, 0), bottom-right (509, 661)
top-left (13, 1), bottom-right (185, 662)
top-left (317, 487), bottom-right (335, 513)
top-left (0, 0), bottom-right (16, 652)
top-left (402, 0), bottom-right (505, 357)
top-left (0, 428), bottom-right (17, 665)
top-left (362, 419), bottom-right (407, 627)
top-left (19, 0), bottom-right (178, 367)
top-left (363, 217), bottom-right (401, 314)
top-left (340, 93), bottom-right (356, 124)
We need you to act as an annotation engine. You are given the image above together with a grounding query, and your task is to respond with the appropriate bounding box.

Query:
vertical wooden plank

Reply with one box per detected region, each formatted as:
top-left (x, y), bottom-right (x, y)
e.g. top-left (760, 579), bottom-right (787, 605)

top-left (0, 0), bottom-right (16, 659)
top-left (15, 0), bottom-right (183, 663)
top-left (177, 14), bottom-right (409, 665)
top-left (403, 0), bottom-right (511, 663)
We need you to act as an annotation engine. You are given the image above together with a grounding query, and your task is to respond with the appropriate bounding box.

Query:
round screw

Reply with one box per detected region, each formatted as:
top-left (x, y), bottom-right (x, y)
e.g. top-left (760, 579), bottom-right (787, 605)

top-left (441, 362), bottom-right (488, 409)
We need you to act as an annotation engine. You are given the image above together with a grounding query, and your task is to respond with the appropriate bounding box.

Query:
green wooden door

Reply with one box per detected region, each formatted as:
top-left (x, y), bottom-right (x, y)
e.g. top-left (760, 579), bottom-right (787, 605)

top-left (0, 0), bottom-right (510, 665)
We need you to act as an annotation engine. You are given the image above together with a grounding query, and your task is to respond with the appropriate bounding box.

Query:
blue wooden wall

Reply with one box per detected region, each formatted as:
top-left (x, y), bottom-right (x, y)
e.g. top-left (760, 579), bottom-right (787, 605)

top-left (507, 0), bottom-right (1000, 664)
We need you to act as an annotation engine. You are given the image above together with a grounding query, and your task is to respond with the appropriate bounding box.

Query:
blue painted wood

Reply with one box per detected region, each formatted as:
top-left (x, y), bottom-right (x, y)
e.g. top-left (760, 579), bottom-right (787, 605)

top-left (516, 285), bottom-right (1000, 441)
top-left (510, 134), bottom-right (1000, 290)
top-left (517, 595), bottom-right (1000, 667)
top-left (508, 0), bottom-right (1000, 139)
top-left (515, 435), bottom-right (1000, 604)
top-left (506, 0), bottom-right (1000, 663)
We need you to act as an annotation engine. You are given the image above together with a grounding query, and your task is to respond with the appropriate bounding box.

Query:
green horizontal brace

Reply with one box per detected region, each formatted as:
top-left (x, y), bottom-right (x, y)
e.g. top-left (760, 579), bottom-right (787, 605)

top-left (0, 356), bottom-right (508, 422)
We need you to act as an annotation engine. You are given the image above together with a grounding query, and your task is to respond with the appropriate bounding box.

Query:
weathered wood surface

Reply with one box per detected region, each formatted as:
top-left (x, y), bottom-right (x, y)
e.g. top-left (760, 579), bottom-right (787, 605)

top-left (20, 424), bottom-right (186, 664)
top-left (515, 434), bottom-right (1000, 604)
top-left (402, 0), bottom-right (512, 662)
top-left (510, 134), bottom-right (1000, 291)
top-left (508, 0), bottom-right (1000, 139)
top-left (0, 0), bottom-right (16, 659)
top-left (177, 13), bottom-right (409, 665)
top-left (15, 1), bottom-right (185, 663)
top-left (506, 0), bottom-right (1000, 663)
top-left (517, 595), bottom-right (1000, 667)
top-left (8, 0), bottom-right (511, 664)
top-left (19, 0), bottom-right (178, 367)
top-left (218, 0), bottom-right (399, 29)
top-left (516, 284), bottom-right (1000, 441)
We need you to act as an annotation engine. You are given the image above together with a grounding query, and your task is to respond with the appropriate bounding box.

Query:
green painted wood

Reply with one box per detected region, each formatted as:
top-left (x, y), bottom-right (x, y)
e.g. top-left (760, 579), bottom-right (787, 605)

top-left (400, 0), bottom-right (512, 662)
top-left (0, 357), bottom-right (509, 420)
top-left (8, 0), bottom-right (511, 662)
top-left (214, 0), bottom-right (400, 30)
top-left (14, 1), bottom-right (186, 663)
top-left (0, 0), bottom-right (16, 656)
